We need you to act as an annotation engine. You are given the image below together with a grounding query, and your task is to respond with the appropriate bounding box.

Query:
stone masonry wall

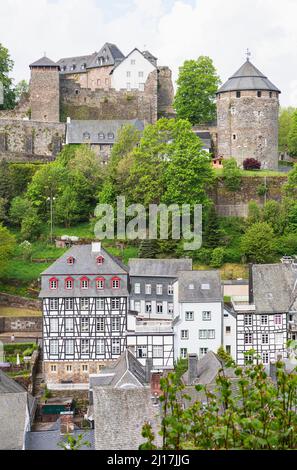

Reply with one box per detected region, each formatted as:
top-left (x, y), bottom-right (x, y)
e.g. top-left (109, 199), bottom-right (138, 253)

top-left (30, 68), bottom-right (60, 123)
top-left (44, 360), bottom-right (114, 385)
top-left (60, 69), bottom-right (158, 123)
top-left (0, 119), bottom-right (66, 162)
top-left (217, 90), bottom-right (279, 170)
top-left (0, 292), bottom-right (42, 310)
top-left (157, 66), bottom-right (175, 118)
top-left (0, 317), bottom-right (42, 333)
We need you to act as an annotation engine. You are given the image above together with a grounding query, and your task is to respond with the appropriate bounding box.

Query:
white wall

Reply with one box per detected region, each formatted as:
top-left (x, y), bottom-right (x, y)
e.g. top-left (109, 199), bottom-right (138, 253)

top-left (223, 308), bottom-right (237, 360)
top-left (174, 301), bottom-right (223, 361)
top-left (111, 49), bottom-right (155, 91)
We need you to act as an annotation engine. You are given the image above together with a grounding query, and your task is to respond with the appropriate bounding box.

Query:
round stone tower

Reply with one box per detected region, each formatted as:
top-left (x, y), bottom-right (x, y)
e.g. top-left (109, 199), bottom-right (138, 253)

top-left (216, 57), bottom-right (281, 169)
top-left (29, 56), bottom-right (60, 123)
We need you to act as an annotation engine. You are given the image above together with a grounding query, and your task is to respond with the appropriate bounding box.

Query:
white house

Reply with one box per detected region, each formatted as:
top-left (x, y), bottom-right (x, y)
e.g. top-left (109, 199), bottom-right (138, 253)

top-left (173, 271), bottom-right (224, 361)
top-left (223, 306), bottom-right (237, 360)
top-left (111, 48), bottom-right (156, 91)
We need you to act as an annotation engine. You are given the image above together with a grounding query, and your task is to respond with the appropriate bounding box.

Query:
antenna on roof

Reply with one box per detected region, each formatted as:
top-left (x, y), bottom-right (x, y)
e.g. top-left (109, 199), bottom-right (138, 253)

top-left (246, 48), bottom-right (251, 61)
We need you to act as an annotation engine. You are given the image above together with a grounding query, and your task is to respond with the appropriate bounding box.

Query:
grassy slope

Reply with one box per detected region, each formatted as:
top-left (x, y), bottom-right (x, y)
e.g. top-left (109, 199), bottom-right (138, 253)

top-left (0, 306), bottom-right (41, 317)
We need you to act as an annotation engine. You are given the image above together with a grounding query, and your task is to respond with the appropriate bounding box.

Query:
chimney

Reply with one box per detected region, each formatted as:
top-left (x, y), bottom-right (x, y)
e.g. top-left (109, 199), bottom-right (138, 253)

top-left (60, 411), bottom-right (74, 435)
top-left (188, 354), bottom-right (198, 385)
top-left (145, 358), bottom-right (153, 383)
top-left (150, 371), bottom-right (162, 398)
top-left (248, 263), bottom-right (254, 304)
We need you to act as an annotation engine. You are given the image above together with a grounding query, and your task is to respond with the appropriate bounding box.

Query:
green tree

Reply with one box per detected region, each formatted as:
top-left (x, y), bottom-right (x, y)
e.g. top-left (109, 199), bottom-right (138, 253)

top-left (204, 205), bottom-right (221, 248)
top-left (21, 208), bottom-right (43, 241)
top-left (288, 110), bottom-right (297, 157)
top-left (0, 159), bottom-right (14, 204)
top-left (247, 201), bottom-right (261, 226)
top-left (0, 225), bottom-right (15, 275)
top-left (174, 56), bottom-right (221, 124)
top-left (138, 239), bottom-right (159, 259)
top-left (14, 80), bottom-right (29, 103)
top-left (279, 107), bottom-right (296, 154)
top-left (283, 163), bottom-right (297, 200)
top-left (240, 222), bottom-right (276, 263)
top-left (210, 247), bottom-right (225, 268)
top-left (0, 197), bottom-right (8, 223)
top-left (262, 200), bottom-right (286, 235)
top-left (0, 43), bottom-right (16, 109)
top-left (110, 123), bottom-right (141, 167)
top-left (9, 196), bottom-right (32, 227)
top-left (222, 158), bottom-right (242, 192)
top-left (58, 433), bottom-right (91, 451)
top-left (55, 186), bottom-right (80, 228)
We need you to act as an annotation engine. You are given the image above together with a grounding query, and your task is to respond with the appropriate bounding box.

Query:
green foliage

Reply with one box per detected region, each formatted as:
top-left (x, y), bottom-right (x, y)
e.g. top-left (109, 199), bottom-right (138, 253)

top-left (0, 197), bottom-right (8, 223)
top-left (222, 158), bottom-right (242, 192)
top-left (19, 241), bottom-right (33, 261)
top-left (217, 346), bottom-right (232, 363)
top-left (4, 342), bottom-right (37, 355)
top-left (257, 183), bottom-right (268, 197)
top-left (283, 164), bottom-right (297, 200)
top-left (279, 107), bottom-right (296, 154)
top-left (43, 385), bottom-right (53, 400)
top-left (138, 239), bottom-right (159, 259)
top-left (204, 205), bottom-right (221, 248)
top-left (9, 197), bottom-right (32, 227)
top-left (247, 201), bottom-right (261, 226)
top-left (0, 159), bottom-right (14, 204)
top-left (141, 357), bottom-right (297, 450)
top-left (55, 186), bottom-right (80, 228)
top-left (240, 222), bottom-right (276, 263)
top-left (276, 233), bottom-right (297, 256)
top-left (210, 247), bottom-right (225, 268)
top-left (0, 224), bottom-right (15, 275)
top-left (174, 56), bottom-right (221, 125)
top-left (0, 43), bottom-right (16, 109)
top-left (288, 110), bottom-right (297, 157)
top-left (14, 80), bottom-right (29, 102)
top-left (58, 433), bottom-right (91, 451)
top-left (21, 208), bottom-right (43, 242)
top-left (9, 164), bottom-right (42, 196)
top-left (110, 124), bottom-right (141, 167)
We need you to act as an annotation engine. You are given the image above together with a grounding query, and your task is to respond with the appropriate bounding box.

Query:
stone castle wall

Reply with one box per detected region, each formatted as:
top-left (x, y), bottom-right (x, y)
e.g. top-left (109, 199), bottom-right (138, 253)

top-left (60, 69), bottom-right (158, 123)
top-left (30, 68), bottom-right (60, 123)
top-left (157, 66), bottom-right (175, 118)
top-left (217, 90), bottom-right (279, 169)
top-left (44, 360), bottom-right (114, 385)
top-left (0, 119), bottom-right (65, 162)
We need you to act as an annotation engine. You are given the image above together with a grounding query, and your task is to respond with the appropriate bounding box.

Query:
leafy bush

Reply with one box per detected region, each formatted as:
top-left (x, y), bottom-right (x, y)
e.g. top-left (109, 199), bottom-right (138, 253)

top-left (210, 247), bottom-right (225, 268)
top-left (22, 348), bottom-right (34, 357)
top-left (222, 158), bottom-right (242, 191)
top-left (243, 158), bottom-right (261, 170)
top-left (4, 342), bottom-right (37, 355)
top-left (193, 247), bottom-right (212, 264)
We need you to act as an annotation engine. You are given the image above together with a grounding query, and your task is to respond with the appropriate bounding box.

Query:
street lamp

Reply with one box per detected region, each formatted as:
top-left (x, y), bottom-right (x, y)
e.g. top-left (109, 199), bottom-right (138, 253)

top-left (47, 196), bottom-right (56, 244)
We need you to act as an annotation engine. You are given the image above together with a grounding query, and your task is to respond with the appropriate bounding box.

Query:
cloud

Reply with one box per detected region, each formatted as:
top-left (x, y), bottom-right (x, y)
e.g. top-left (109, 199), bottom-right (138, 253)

top-left (1, 0), bottom-right (296, 106)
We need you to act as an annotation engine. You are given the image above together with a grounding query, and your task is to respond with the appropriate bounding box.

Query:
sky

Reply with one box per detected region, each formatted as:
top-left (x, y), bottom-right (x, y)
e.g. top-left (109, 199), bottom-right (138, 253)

top-left (1, 0), bottom-right (297, 106)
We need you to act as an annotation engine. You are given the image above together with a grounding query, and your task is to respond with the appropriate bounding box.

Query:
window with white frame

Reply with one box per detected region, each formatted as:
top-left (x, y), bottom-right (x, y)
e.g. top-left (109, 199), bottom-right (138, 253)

top-left (51, 365), bottom-right (57, 372)
top-left (81, 298), bottom-right (89, 311)
top-left (66, 365), bottom-right (72, 372)
top-left (96, 298), bottom-right (105, 311)
top-left (50, 299), bottom-right (59, 311)
top-left (112, 279), bottom-right (120, 289)
top-left (81, 279), bottom-right (89, 290)
top-left (111, 298), bottom-right (120, 310)
top-left (245, 314), bottom-right (253, 326)
top-left (245, 354), bottom-right (253, 365)
top-left (145, 284), bottom-right (152, 295)
top-left (185, 312), bottom-right (194, 321)
top-left (200, 348), bottom-right (208, 357)
top-left (96, 279), bottom-right (104, 290)
top-left (226, 326), bottom-right (231, 334)
top-left (226, 345), bottom-right (231, 354)
top-left (153, 346), bottom-right (163, 358)
top-left (131, 59), bottom-right (136, 65)
top-left (168, 303), bottom-right (174, 315)
top-left (168, 285), bottom-right (174, 296)
top-left (145, 302), bottom-right (152, 314)
top-left (97, 339), bottom-right (105, 355)
top-left (180, 348), bottom-right (188, 359)
top-left (134, 301), bottom-right (141, 312)
top-left (50, 340), bottom-right (59, 355)
top-left (65, 340), bottom-right (74, 355)
top-left (275, 332), bottom-right (283, 345)
top-left (50, 319), bottom-right (58, 334)
top-left (134, 283), bottom-right (141, 294)
top-left (96, 318), bottom-right (105, 332)
top-left (245, 333), bottom-right (253, 344)
top-left (262, 333), bottom-right (269, 345)
top-left (112, 317), bottom-right (120, 332)
top-left (82, 365), bottom-right (88, 373)
top-left (65, 279), bottom-right (73, 290)
top-left (65, 318), bottom-right (74, 333)
top-left (112, 339), bottom-right (121, 355)
top-left (157, 303), bottom-right (163, 314)
top-left (262, 352), bottom-right (269, 364)
top-left (181, 330), bottom-right (189, 340)
top-left (81, 318), bottom-right (89, 333)
top-left (81, 339), bottom-right (89, 355)
top-left (156, 284), bottom-right (163, 295)
top-left (126, 71), bottom-right (131, 77)
top-left (50, 279), bottom-right (58, 290)
top-left (139, 71), bottom-right (144, 77)
top-left (261, 315), bottom-right (268, 326)
top-left (274, 315), bottom-right (282, 325)
top-left (65, 298), bottom-right (73, 311)
top-left (137, 345), bottom-right (147, 358)
top-left (199, 330), bottom-right (215, 340)
top-left (202, 311), bottom-right (211, 321)
top-left (139, 83), bottom-right (145, 91)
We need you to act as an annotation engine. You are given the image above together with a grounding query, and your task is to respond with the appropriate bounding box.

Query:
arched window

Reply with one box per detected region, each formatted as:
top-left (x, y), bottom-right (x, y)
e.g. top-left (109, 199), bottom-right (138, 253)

top-left (65, 277), bottom-right (74, 290)
top-left (67, 257), bottom-right (75, 265)
top-left (49, 278), bottom-right (58, 290)
top-left (80, 277), bottom-right (90, 290)
top-left (111, 277), bottom-right (121, 289)
top-left (96, 277), bottom-right (105, 290)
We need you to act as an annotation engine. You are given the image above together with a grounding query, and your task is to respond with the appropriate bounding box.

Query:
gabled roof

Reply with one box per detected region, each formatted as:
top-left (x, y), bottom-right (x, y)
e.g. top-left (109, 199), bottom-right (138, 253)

top-left (30, 56), bottom-right (59, 69)
top-left (176, 270), bottom-right (223, 303)
top-left (66, 119), bottom-right (145, 144)
top-left (87, 43), bottom-right (125, 69)
top-left (218, 59), bottom-right (281, 93)
top-left (128, 258), bottom-right (193, 278)
top-left (110, 48), bottom-right (157, 74)
top-left (252, 264), bottom-right (297, 313)
top-left (0, 370), bottom-right (28, 394)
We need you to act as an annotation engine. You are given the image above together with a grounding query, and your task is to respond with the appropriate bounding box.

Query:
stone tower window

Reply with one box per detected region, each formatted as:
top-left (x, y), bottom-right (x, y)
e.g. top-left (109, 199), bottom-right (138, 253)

top-left (257, 91), bottom-right (262, 98)
top-left (232, 134), bottom-right (237, 140)
top-left (236, 91), bottom-right (241, 98)
top-left (269, 92), bottom-right (273, 98)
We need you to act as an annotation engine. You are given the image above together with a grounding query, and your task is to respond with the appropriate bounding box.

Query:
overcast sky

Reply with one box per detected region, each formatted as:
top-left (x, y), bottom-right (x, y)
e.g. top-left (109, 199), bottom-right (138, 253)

top-left (1, 0), bottom-right (297, 106)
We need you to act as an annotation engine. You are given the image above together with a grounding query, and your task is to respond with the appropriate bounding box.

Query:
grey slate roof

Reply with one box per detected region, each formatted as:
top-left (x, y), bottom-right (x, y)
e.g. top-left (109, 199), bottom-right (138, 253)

top-left (58, 43), bottom-right (125, 74)
top-left (30, 56), bottom-right (60, 68)
top-left (0, 392), bottom-right (29, 450)
top-left (194, 131), bottom-right (212, 150)
top-left (67, 119), bottom-right (145, 144)
top-left (128, 258), bottom-right (193, 278)
top-left (93, 388), bottom-right (162, 450)
top-left (182, 351), bottom-right (224, 385)
top-left (0, 369), bottom-right (29, 393)
top-left (177, 270), bottom-right (223, 303)
top-left (90, 350), bottom-right (146, 389)
top-left (252, 264), bottom-right (297, 313)
top-left (142, 50), bottom-right (158, 66)
top-left (218, 59), bottom-right (281, 93)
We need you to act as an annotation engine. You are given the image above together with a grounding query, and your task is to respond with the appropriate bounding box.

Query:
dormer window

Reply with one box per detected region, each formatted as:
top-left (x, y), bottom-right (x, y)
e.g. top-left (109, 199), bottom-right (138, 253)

top-left (201, 284), bottom-right (210, 290)
top-left (81, 63), bottom-right (86, 70)
top-left (97, 256), bottom-right (104, 265)
top-left (107, 133), bottom-right (114, 140)
top-left (96, 277), bottom-right (105, 289)
top-left (99, 133), bottom-right (105, 140)
top-left (67, 257), bottom-right (75, 265)
top-left (50, 278), bottom-right (58, 290)
top-left (188, 284), bottom-right (195, 290)
top-left (65, 277), bottom-right (74, 290)
top-left (70, 64), bottom-right (76, 71)
top-left (111, 277), bottom-right (121, 289)
top-left (62, 66), bottom-right (67, 72)
top-left (83, 132), bottom-right (91, 141)
top-left (80, 277), bottom-right (89, 290)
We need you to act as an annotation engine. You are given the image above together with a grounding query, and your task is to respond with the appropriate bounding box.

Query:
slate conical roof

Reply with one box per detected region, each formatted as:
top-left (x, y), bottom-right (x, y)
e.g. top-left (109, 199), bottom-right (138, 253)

top-left (217, 59), bottom-right (281, 94)
top-left (30, 56), bottom-right (59, 68)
